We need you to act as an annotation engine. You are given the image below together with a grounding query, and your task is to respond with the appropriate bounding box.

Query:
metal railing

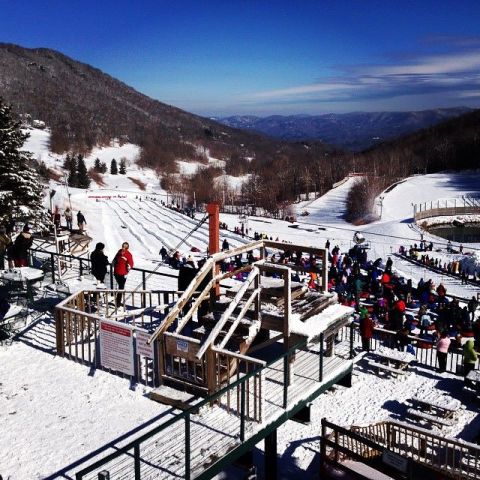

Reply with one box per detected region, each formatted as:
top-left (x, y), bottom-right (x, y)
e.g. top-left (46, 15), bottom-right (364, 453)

top-left (349, 323), bottom-right (474, 374)
top-left (74, 339), bottom-right (307, 480)
top-left (414, 200), bottom-right (480, 222)
top-left (29, 247), bottom-right (178, 289)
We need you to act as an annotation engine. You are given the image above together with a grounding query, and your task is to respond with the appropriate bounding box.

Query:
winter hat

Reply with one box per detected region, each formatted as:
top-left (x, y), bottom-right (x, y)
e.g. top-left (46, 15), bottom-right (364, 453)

top-left (23, 225), bottom-right (30, 232)
top-left (95, 242), bottom-right (105, 250)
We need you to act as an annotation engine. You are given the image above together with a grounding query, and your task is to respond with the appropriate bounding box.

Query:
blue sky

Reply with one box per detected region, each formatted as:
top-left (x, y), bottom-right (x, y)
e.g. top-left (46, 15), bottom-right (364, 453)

top-left (2, 0), bottom-right (480, 116)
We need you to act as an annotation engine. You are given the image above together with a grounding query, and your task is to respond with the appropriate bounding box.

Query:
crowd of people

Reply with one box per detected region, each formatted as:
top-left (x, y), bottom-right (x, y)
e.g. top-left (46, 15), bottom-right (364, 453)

top-left (399, 243), bottom-right (480, 284)
top-left (322, 240), bottom-right (480, 379)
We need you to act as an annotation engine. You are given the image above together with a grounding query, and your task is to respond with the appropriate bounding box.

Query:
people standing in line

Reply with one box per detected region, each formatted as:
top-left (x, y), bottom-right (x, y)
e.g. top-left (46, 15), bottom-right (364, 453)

top-left (463, 339), bottom-right (478, 387)
top-left (13, 225), bottom-right (33, 267)
top-left (468, 296), bottom-right (479, 322)
top-left (436, 331), bottom-right (451, 373)
top-left (113, 242), bottom-right (134, 307)
top-left (0, 226), bottom-right (12, 270)
top-left (64, 207), bottom-right (73, 230)
top-left (77, 211), bottom-right (86, 232)
top-left (90, 242), bottom-right (109, 287)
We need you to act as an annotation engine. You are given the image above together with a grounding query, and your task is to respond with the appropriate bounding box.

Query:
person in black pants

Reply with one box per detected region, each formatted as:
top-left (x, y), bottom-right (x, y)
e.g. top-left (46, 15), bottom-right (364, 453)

top-left (90, 242), bottom-right (109, 287)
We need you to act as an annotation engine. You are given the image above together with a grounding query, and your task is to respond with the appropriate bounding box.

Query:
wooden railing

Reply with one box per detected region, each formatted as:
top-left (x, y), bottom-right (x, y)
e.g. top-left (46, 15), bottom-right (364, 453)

top-left (322, 418), bottom-right (480, 480)
top-left (55, 289), bottom-right (181, 386)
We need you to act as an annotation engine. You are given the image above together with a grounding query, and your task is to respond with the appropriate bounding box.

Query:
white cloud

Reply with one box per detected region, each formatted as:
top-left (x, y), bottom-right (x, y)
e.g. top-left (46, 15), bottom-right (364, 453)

top-left (242, 47), bottom-right (480, 107)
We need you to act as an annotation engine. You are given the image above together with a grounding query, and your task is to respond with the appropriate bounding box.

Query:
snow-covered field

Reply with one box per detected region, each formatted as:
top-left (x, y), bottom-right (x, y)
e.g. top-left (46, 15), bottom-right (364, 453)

top-left (1, 129), bottom-right (480, 478)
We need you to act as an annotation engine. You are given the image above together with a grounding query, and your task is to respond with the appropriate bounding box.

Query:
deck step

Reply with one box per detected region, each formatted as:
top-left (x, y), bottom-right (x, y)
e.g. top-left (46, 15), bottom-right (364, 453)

top-left (149, 384), bottom-right (202, 410)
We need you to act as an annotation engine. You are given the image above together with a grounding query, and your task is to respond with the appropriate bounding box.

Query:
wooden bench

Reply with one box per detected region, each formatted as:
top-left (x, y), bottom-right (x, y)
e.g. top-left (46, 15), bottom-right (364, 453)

top-left (410, 397), bottom-right (460, 419)
top-left (368, 360), bottom-right (407, 377)
top-left (406, 408), bottom-right (456, 428)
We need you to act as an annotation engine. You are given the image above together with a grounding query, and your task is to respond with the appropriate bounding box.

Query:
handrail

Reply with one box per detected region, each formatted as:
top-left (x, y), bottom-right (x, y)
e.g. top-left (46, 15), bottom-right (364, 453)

top-left (210, 346), bottom-right (267, 366)
top-left (30, 247), bottom-right (179, 279)
top-left (322, 417), bottom-right (480, 479)
top-left (147, 239), bottom-right (328, 346)
top-left (196, 267), bottom-right (259, 360)
top-left (147, 257), bottom-right (215, 343)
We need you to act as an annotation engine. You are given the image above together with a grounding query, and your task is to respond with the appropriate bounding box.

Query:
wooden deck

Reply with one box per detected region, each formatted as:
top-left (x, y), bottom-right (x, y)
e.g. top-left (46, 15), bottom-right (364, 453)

top-left (77, 348), bottom-right (352, 479)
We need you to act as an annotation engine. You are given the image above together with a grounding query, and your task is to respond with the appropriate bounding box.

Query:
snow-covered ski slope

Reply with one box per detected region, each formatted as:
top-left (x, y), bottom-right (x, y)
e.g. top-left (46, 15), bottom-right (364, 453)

top-left (294, 176), bottom-right (361, 224)
top-left (2, 129), bottom-right (480, 478)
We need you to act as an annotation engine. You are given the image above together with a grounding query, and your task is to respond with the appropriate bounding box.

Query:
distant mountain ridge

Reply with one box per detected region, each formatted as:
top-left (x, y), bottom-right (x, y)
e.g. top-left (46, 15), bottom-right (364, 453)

top-left (219, 108), bottom-right (472, 151)
top-left (0, 43), bottom-right (326, 171)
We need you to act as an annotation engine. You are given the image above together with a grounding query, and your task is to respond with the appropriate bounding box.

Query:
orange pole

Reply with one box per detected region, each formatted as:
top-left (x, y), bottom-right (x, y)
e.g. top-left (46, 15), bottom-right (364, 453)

top-left (206, 203), bottom-right (220, 255)
top-left (207, 203), bottom-right (220, 297)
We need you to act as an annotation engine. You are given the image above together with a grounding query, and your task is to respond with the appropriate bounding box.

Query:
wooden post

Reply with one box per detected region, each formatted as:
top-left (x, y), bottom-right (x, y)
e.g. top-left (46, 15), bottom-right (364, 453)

top-left (206, 346), bottom-right (217, 395)
top-left (207, 203), bottom-right (220, 298)
top-left (55, 308), bottom-right (65, 356)
top-left (157, 337), bottom-right (165, 386)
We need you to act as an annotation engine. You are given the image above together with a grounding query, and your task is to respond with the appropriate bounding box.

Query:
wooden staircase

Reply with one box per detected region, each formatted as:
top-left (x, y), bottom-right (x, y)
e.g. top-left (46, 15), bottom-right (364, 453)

top-left (146, 240), bottom-right (341, 404)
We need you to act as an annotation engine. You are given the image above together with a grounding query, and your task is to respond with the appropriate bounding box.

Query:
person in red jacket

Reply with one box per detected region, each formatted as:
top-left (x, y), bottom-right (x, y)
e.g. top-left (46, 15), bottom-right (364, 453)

top-left (359, 312), bottom-right (375, 352)
top-left (113, 242), bottom-right (134, 307)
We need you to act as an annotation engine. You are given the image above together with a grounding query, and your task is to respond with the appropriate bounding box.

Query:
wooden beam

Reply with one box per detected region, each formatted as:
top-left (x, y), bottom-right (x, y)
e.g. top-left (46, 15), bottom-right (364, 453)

top-left (196, 267), bottom-right (259, 360)
top-left (174, 289), bottom-right (212, 334)
top-left (147, 258), bottom-right (214, 344)
top-left (211, 347), bottom-right (266, 366)
top-left (218, 287), bottom-right (262, 349)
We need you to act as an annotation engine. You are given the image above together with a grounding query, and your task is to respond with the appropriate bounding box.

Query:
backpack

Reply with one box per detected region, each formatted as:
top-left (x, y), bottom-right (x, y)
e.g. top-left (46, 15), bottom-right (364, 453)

top-left (112, 252), bottom-right (119, 269)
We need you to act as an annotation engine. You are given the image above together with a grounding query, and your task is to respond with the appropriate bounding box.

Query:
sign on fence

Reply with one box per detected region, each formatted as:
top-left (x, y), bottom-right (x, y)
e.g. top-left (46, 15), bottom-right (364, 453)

top-left (176, 340), bottom-right (189, 353)
top-left (136, 329), bottom-right (154, 359)
top-left (382, 449), bottom-right (408, 473)
top-left (100, 320), bottom-right (134, 376)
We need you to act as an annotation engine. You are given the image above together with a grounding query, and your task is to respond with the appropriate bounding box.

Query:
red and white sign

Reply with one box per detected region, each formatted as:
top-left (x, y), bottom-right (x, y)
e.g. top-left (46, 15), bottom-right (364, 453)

top-left (99, 319), bottom-right (134, 375)
top-left (136, 329), bottom-right (154, 359)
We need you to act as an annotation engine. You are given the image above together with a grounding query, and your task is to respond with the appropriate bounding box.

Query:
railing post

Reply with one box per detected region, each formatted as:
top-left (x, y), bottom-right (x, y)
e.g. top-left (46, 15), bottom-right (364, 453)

top-left (110, 264), bottom-right (114, 289)
top-left (319, 332), bottom-right (324, 382)
top-left (240, 380), bottom-right (246, 442)
top-left (185, 412), bottom-right (191, 480)
top-left (79, 258), bottom-right (83, 277)
top-left (283, 354), bottom-right (289, 409)
top-left (50, 253), bottom-right (55, 283)
top-left (320, 418), bottom-right (327, 476)
top-left (349, 323), bottom-right (355, 359)
top-left (142, 271), bottom-right (146, 290)
top-left (134, 444), bottom-right (141, 480)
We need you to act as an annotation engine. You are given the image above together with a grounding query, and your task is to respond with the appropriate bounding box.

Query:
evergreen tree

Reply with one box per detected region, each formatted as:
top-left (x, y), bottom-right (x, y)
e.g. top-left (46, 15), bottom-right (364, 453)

top-left (0, 98), bottom-right (47, 226)
top-left (76, 154), bottom-right (91, 189)
top-left (119, 158), bottom-right (127, 174)
top-left (63, 154), bottom-right (73, 171)
top-left (110, 158), bottom-right (118, 175)
top-left (93, 157), bottom-right (102, 172)
top-left (100, 162), bottom-right (107, 174)
top-left (68, 157), bottom-right (78, 187)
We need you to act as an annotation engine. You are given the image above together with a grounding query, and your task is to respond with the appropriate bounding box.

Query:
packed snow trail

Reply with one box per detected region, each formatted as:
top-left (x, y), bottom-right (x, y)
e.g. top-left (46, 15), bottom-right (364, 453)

top-left (294, 176), bottom-right (361, 224)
